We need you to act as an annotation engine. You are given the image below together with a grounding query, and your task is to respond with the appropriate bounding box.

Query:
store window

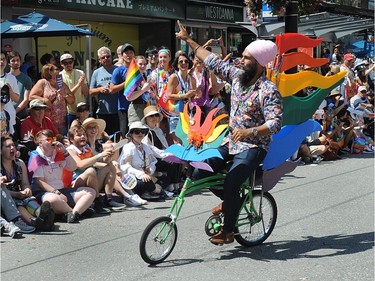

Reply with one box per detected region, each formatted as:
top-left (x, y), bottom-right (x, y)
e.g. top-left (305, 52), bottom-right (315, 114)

top-left (228, 32), bottom-right (242, 58)
top-left (179, 25), bottom-right (227, 56)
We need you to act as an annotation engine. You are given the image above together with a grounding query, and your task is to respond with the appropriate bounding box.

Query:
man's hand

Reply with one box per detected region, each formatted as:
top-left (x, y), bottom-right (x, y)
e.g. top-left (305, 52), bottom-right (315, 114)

top-left (175, 20), bottom-right (189, 41)
top-left (231, 128), bottom-right (251, 143)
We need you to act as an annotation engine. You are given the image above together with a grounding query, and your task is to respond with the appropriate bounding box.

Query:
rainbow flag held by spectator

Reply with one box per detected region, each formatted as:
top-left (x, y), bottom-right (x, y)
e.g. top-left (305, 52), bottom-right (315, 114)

top-left (124, 59), bottom-right (143, 98)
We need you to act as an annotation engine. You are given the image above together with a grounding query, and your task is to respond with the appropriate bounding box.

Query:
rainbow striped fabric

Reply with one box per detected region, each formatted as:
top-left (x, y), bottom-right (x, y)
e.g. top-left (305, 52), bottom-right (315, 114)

top-left (124, 59), bottom-right (143, 98)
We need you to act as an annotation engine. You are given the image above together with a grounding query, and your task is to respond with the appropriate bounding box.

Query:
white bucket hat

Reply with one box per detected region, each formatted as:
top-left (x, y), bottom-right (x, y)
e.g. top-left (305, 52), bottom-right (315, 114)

top-left (126, 121), bottom-right (149, 138)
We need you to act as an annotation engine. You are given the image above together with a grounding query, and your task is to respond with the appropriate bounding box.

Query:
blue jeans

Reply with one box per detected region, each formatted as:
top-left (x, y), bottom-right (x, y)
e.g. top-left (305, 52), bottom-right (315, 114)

top-left (193, 143), bottom-right (266, 232)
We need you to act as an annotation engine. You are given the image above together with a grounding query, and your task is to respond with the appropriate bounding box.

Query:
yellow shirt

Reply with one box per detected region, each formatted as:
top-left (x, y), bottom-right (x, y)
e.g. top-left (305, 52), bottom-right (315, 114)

top-left (61, 69), bottom-right (87, 115)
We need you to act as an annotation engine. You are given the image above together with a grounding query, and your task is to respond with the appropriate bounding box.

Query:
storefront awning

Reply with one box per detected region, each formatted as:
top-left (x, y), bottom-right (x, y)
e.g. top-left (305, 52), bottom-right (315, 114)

top-left (255, 12), bottom-right (374, 41)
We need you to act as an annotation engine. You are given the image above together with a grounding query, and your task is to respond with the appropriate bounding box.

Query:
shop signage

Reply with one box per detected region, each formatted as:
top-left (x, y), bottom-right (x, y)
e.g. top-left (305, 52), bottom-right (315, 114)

top-left (186, 0), bottom-right (243, 23)
top-left (18, 0), bottom-right (184, 19)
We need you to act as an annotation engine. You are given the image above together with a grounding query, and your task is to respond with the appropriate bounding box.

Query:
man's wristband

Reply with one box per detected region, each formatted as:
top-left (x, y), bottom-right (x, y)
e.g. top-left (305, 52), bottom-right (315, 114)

top-left (97, 153), bottom-right (103, 160)
top-left (63, 151), bottom-right (70, 158)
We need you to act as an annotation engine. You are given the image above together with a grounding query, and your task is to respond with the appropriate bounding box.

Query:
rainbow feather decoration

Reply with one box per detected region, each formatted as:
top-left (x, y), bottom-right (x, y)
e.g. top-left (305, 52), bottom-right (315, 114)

top-left (165, 104), bottom-right (229, 163)
top-left (124, 59), bottom-right (143, 98)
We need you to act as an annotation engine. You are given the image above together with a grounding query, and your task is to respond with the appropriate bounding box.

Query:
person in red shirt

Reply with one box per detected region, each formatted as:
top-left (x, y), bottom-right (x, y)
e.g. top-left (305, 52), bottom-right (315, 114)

top-left (20, 99), bottom-right (59, 140)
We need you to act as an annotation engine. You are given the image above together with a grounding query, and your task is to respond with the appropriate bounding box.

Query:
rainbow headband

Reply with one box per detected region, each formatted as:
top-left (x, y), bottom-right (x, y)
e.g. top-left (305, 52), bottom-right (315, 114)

top-left (158, 48), bottom-right (171, 56)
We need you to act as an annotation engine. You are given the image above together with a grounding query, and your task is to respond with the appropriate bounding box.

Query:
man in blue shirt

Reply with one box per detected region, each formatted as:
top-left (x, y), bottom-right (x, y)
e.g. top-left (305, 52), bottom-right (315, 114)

top-left (109, 43), bottom-right (135, 137)
top-left (89, 47), bottom-right (118, 135)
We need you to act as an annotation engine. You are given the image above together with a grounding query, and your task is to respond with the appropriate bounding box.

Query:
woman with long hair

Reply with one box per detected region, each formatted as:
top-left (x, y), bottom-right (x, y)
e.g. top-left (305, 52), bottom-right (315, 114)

top-left (29, 64), bottom-right (74, 136)
top-left (165, 51), bottom-right (199, 143)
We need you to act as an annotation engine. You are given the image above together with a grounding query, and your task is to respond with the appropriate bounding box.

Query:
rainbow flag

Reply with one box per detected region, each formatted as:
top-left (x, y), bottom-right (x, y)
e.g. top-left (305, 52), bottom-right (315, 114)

top-left (358, 103), bottom-right (367, 110)
top-left (124, 59), bottom-right (144, 98)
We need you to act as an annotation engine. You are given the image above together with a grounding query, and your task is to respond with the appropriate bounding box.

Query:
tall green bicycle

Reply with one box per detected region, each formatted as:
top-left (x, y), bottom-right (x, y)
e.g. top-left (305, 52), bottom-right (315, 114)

top-left (138, 104), bottom-right (312, 264)
top-left (139, 164), bottom-right (277, 265)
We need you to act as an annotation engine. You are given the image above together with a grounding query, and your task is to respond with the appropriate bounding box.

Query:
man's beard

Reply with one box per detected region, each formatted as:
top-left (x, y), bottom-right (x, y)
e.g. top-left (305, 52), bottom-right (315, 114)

top-left (239, 62), bottom-right (258, 87)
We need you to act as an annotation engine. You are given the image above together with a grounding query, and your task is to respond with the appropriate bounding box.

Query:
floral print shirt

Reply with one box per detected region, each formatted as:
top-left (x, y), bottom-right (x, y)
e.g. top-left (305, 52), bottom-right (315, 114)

top-left (205, 53), bottom-right (283, 154)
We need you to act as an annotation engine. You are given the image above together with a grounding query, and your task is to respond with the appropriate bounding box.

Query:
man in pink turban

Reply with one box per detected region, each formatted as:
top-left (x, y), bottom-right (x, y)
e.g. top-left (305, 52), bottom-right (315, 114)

top-left (176, 21), bottom-right (283, 245)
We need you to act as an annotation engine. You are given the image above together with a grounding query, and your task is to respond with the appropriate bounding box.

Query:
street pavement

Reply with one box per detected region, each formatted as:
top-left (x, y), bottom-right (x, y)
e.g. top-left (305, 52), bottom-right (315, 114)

top-left (1, 153), bottom-right (374, 281)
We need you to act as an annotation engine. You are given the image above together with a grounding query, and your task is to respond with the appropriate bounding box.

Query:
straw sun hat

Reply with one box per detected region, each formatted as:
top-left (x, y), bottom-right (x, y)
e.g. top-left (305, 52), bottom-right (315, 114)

top-left (141, 105), bottom-right (163, 124)
top-left (82, 117), bottom-right (106, 137)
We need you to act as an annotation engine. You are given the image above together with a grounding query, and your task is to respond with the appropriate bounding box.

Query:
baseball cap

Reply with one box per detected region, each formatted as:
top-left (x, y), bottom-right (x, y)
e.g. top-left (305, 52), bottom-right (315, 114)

top-left (358, 86), bottom-right (367, 93)
top-left (60, 53), bottom-right (73, 62)
top-left (28, 99), bottom-right (47, 110)
top-left (121, 43), bottom-right (135, 54)
top-left (77, 102), bottom-right (89, 111)
top-left (343, 53), bottom-right (354, 61)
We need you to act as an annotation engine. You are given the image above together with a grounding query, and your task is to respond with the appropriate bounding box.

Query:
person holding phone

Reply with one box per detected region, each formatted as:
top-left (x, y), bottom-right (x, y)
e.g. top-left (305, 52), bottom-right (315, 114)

top-left (29, 64), bottom-right (74, 136)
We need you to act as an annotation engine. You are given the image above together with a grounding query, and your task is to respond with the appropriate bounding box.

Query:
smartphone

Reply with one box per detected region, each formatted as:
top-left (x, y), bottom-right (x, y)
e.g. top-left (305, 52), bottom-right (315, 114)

top-left (212, 39), bottom-right (219, 46)
top-left (315, 109), bottom-right (324, 119)
top-left (56, 74), bottom-right (63, 90)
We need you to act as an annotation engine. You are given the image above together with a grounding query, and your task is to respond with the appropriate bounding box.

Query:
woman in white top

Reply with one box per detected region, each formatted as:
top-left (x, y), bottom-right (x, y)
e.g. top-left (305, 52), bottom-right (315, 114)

top-left (141, 105), bottom-right (181, 192)
top-left (119, 122), bottom-right (173, 200)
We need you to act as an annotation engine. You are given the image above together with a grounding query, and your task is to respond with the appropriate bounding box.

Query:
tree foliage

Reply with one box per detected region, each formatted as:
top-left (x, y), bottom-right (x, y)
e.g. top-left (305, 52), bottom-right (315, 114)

top-left (244, 0), bottom-right (324, 17)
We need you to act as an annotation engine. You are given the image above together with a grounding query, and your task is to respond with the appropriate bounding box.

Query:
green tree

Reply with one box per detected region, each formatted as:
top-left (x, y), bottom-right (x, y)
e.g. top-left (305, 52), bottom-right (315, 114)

top-left (244, 0), bottom-right (323, 17)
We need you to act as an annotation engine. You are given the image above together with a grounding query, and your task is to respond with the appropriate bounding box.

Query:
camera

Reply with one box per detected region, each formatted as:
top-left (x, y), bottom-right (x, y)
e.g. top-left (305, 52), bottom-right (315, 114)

top-left (212, 39), bottom-right (219, 46)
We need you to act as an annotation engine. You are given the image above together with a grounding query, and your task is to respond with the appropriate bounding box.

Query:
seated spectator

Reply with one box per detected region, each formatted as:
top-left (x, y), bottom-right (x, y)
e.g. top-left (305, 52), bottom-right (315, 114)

top-left (81, 117), bottom-right (111, 144)
top-left (350, 86), bottom-right (373, 109)
top-left (70, 102), bottom-right (90, 128)
top-left (333, 109), bottom-right (356, 153)
top-left (1, 179), bottom-right (35, 233)
top-left (1, 215), bottom-right (22, 238)
top-left (141, 105), bottom-right (181, 192)
top-left (66, 125), bottom-right (125, 212)
top-left (1, 136), bottom-right (55, 231)
top-left (118, 121), bottom-right (174, 200)
top-left (297, 112), bottom-right (329, 164)
top-left (1, 50), bottom-right (20, 137)
top-left (1, 84), bottom-right (12, 137)
top-left (28, 130), bottom-right (96, 223)
top-left (82, 117), bottom-right (146, 207)
top-left (20, 99), bottom-right (59, 140)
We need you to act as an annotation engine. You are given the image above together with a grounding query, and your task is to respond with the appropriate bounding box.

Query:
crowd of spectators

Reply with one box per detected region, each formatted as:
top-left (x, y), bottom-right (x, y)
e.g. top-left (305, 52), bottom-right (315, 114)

top-left (1, 40), bottom-right (373, 238)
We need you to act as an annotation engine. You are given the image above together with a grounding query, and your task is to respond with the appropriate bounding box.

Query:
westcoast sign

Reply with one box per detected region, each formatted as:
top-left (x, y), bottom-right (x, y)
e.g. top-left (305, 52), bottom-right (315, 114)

top-left (186, 0), bottom-right (243, 23)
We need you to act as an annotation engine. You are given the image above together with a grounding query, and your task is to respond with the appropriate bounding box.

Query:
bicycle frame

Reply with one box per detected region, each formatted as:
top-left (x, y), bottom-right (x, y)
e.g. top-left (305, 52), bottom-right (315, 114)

top-left (163, 169), bottom-right (263, 230)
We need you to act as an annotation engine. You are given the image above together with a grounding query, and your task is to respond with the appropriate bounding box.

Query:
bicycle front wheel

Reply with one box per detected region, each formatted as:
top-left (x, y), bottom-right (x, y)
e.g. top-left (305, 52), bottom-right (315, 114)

top-left (234, 190), bottom-right (277, 247)
top-left (139, 216), bottom-right (178, 265)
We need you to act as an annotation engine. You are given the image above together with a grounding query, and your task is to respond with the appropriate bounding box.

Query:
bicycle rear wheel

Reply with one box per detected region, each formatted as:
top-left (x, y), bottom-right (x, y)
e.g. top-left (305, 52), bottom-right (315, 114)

top-left (234, 190), bottom-right (277, 247)
top-left (139, 216), bottom-right (178, 265)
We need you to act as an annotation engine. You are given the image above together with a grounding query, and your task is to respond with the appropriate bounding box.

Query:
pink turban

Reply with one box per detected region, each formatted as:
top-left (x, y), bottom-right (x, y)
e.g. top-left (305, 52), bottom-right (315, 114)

top-left (245, 40), bottom-right (278, 67)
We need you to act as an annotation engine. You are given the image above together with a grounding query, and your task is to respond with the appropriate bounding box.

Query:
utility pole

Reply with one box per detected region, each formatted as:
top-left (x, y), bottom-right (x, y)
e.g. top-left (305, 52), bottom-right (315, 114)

top-left (285, 1), bottom-right (298, 74)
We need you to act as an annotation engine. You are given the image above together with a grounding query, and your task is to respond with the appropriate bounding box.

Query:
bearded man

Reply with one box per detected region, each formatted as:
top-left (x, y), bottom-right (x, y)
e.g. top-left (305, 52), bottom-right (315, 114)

top-left (176, 20), bottom-right (283, 245)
